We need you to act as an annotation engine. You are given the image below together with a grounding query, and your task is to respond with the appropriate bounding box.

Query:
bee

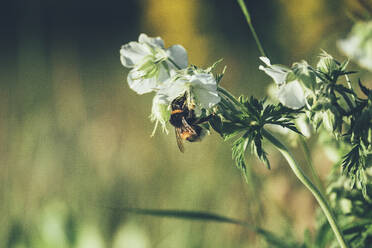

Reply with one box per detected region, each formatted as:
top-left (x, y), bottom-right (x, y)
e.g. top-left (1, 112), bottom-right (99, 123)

top-left (169, 93), bottom-right (211, 152)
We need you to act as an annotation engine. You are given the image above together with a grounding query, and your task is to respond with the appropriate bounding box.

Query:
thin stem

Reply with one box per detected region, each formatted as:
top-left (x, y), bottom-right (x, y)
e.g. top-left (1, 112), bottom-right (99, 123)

top-left (237, 0), bottom-right (267, 57)
top-left (299, 136), bottom-right (326, 196)
top-left (344, 74), bottom-right (356, 101)
top-left (218, 86), bottom-right (241, 106)
top-left (262, 129), bottom-right (350, 248)
top-left (338, 89), bottom-right (355, 111)
top-left (167, 57), bottom-right (182, 70)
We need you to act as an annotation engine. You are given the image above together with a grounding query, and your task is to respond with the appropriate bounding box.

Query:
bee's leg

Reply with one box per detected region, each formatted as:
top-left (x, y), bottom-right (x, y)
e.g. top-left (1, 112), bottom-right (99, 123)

top-left (194, 114), bottom-right (213, 124)
top-left (187, 108), bottom-right (194, 120)
top-left (181, 117), bottom-right (197, 135)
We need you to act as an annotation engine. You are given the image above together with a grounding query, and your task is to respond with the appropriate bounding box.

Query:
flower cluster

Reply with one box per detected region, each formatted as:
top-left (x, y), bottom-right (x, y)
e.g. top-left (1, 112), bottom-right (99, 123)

top-left (259, 51), bottom-right (353, 132)
top-left (121, 34), bottom-right (370, 197)
top-left (260, 51), bottom-right (372, 196)
top-left (259, 57), bottom-right (310, 109)
top-left (120, 34), bottom-right (220, 136)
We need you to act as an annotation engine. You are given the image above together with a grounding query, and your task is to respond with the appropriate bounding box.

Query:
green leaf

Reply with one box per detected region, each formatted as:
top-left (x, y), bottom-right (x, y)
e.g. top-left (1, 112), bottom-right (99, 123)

top-left (118, 206), bottom-right (299, 248)
top-left (209, 115), bottom-right (223, 136)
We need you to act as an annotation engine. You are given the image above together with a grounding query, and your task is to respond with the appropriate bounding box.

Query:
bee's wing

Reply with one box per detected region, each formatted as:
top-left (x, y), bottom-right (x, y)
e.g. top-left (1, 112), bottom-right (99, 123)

top-left (181, 117), bottom-right (197, 135)
top-left (175, 128), bottom-right (185, 153)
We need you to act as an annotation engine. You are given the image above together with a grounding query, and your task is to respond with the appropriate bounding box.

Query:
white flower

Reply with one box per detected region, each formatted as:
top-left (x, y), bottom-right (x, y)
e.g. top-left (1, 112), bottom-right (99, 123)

top-left (158, 69), bottom-right (220, 114)
top-left (150, 93), bottom-right (171, 136)
top-left (259, 57), bottom-right (306, 109)
top-left (258, 56), bottom-right (290, 85)
top-left (338, 21), bottom-right (372, 71)
top-left (277, 80), bottom-right (306, 109)
top-left (120, 33), bottom-right (188, 94)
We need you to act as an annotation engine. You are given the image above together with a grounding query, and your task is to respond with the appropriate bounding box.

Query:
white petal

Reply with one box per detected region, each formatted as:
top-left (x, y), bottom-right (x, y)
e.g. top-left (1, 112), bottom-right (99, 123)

top-left (158, 78), bottom-right (188, 102)
top-left (189, 73), bottom-right (220, 108)
top-left (167, 45), bottom-right (188, 69)
top-left (157, 66), bottom-right (172, 85)
top-left (191, 73), bottom-right (215, 86)
top-left (338, 36), bottom-right (360, 57)
top-left (359, 56), bottom-right (372, 70)
top-left (338, 36), bottom-right (372, 70)
top-left (158, 71), bottom-right (220, 110)
top-left (259, 57), bottom-right (291, 85)
top-left (120, 42), bottom-right (150, 68)
top-left (259, 65), bottom-right (288, 85)
top-left (127, 70), bottom-right (158, 94)
top-left (277, 80), bottom-right (306, 109)
top-left (337, 22), bottom-right (372, 71)
top-left (150, 93), bottom-right (170, 136)
top-left (193, 86), bottom-right (220, 108)
top-left (138, 33), bottom-right (164, 48)
top-left (296, 118), bottom-right (311, 138)
top-left (259, 56), bottom-right (271, 66)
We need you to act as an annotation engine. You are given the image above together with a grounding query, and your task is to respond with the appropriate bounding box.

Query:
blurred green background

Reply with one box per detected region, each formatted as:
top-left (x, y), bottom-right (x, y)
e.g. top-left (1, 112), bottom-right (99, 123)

top-left (2, 0), bottom-right (370, 247)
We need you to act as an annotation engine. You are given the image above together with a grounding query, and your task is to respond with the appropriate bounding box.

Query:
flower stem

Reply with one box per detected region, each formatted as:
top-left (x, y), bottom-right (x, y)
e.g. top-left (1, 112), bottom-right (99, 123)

top-left (168, 57), bottom-right (182, 70)
top-left (344, 74), bottom-right (356, 102)
top-left (262, 129), bottom-right (350, 248)
top-left (299, 136), bottom-right (326, 196)
top-left (237, 0), bottom-right (267, 57)
top-left (218, 86), bottom-right (241, 106)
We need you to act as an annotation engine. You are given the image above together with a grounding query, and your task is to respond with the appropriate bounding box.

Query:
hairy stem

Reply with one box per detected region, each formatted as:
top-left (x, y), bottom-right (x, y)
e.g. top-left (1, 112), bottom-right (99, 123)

top-left (262, 129), bottom-right (350, 248)
top-left (218, 86), bottom-right (241, 106)
top-left (237, 0), bottom-right (267, 57)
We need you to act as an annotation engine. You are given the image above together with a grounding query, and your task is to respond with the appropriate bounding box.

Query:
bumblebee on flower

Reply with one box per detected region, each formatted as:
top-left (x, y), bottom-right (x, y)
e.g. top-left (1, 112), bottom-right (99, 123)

top-left (120, 34), bottom-right (221, 150)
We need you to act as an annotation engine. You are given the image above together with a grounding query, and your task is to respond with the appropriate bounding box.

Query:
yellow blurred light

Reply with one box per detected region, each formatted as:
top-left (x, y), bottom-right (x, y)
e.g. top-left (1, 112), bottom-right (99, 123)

top-left (143, 0), bottom-right (209, 66)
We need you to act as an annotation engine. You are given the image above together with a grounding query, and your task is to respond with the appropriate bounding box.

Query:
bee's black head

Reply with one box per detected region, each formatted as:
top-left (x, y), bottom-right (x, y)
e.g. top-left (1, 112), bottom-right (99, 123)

top-left (171, 92), bottom-right (187, 111)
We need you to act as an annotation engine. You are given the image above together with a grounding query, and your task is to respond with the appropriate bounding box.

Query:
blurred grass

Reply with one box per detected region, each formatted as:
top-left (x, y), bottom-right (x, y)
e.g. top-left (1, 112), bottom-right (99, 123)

top-left (2, 0), bottom-right (370, 247)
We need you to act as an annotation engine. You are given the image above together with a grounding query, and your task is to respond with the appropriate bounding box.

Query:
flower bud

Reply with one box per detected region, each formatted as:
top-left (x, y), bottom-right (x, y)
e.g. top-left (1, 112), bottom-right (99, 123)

top-left (292, 61), bottom-right (316, 90)
top-left (317, 51), bottom-right (339, 76)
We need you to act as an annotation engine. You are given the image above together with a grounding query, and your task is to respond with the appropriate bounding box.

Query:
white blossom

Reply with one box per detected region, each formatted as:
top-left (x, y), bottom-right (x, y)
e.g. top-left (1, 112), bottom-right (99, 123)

top-left (258, 56), bottom-right (290, 85)
top-left (120, 33), bottom-right (188, 94)
top-left (277, 80), bottom-right (306, 109)
top-left (158, 69), bottom-right (220, 115)
top-left (338, 21), bottom-right (372, 71)
top-left (259, 57), bottom-right (306, 109)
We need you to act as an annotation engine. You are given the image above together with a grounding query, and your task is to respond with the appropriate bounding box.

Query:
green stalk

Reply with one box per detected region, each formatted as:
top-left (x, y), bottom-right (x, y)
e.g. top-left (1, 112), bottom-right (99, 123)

top-left (218, 86), bottom-right (241, 106)
top-left (299, 136), bottom-right (326, 196)
top-left (262, 129), bottom-right (350, 248)
top-left (344, 74), bottom-right (356, 102)
top-left (237, 0), bottom-right (267, 57)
